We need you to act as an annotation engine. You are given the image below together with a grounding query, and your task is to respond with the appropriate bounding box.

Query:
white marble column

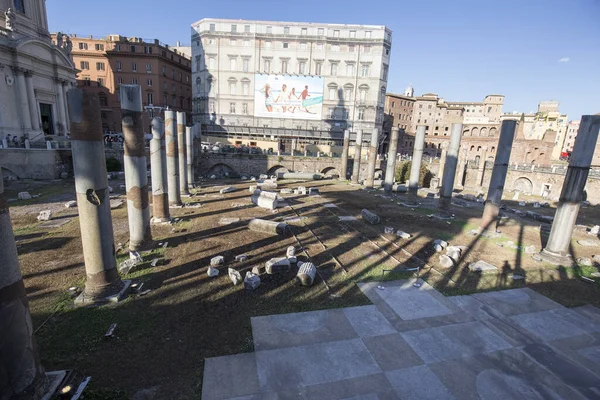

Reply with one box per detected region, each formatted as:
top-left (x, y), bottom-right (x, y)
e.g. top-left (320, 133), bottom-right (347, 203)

top-left (24, 71), bottom-right (39, 131)
top-left (61, 82), bottom-right (70, 133)
top-left (55, 80), bottom-right (67, 135)
top-left (15, 70), bottom-right (32, 131)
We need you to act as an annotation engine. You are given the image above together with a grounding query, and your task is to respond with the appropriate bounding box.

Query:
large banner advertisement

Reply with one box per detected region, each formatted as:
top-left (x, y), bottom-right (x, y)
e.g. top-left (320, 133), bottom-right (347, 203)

top-left (254, 74), bottom-right (324, 120)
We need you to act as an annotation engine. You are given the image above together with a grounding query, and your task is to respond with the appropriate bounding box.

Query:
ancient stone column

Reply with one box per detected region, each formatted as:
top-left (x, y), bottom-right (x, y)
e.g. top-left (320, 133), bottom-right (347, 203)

top-left (24, 71), bottom-right (40, 131)
top-left (340, 129), bottom-right (350, 180)
top-left (540, 116), bottom-right (600, 263)
top-left (437, 123), bottom-right (463, 214)
top-left (384, 127), bottom-right (400, 194)
top-left (120, 85), bottom-right (152, 250)
top-left (150, 117), bottom-right (170, 223)
top-left (351, 130), bottom-right (363, 184)
top-left (165, 110), bottom-right (181, 206)
top-left (480, 120), bottom-right (518, 230)
top-left (365, 128), bottom-right (379, 188)
top-left (437, 142), bottom-right (448, 185)
top-left (67, 89), bottom-right (129, 303)
top-left (55, 79), bottom-right (67, 134)
top-left (15, 69), bottom-right (32, 130)
top-left (0, 171), bottom-right (47, 400)
top-left (476, 146), bottom-right (488, 187)
top-left (408, 125), bottom-right (426, 203)
top-left (177, 112), bottom-right (189, 195)
top-left (186, 126), bottom-right (194, 187)
top-left (455, 148), bottom-right (467, 188)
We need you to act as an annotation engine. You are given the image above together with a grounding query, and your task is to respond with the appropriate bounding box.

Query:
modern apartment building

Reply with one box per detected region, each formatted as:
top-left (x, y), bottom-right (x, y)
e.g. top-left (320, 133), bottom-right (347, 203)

top-left (50, 33), bottom-right (192, 133)
top-left (191, 18), bottom-right (392, 146)
top-left (562, 120), bottom-right (580, 155)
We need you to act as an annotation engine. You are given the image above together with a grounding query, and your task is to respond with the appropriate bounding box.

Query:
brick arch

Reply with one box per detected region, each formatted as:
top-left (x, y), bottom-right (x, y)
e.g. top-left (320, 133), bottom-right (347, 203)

top-left (513, 177), bottom-right (533, 194)
top-left (207, 163), bottom-right (238, 178)
top-left (321, 167), bottom-right (341, 178)
top-left (267, 165), bottom-right (289, 176)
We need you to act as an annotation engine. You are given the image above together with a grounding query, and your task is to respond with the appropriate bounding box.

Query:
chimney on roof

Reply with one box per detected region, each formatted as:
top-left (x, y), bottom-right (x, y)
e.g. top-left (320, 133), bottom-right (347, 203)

top-left (177, 41), bottom-right (181, 46)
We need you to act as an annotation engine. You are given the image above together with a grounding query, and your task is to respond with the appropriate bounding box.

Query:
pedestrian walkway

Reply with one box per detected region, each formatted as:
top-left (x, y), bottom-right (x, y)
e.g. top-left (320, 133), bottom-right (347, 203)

top-left (202, 279), bottom-right (600, 399)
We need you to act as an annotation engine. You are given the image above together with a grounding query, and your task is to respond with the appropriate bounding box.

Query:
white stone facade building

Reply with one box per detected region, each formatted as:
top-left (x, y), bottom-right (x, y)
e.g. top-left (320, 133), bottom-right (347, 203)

top-left (0, 0), bottom-right (77, 143)
top-left (190, 18), bottom-right (391, 142)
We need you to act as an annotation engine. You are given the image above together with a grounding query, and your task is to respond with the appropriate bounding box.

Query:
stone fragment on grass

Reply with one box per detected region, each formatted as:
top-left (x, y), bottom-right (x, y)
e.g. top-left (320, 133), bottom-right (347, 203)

top-left (211, 256), bottom-right (225, 266)
top-left (297, 262), bottom-right (316, 286)
top-left (361, 209), bottom-right (380, 224)
top-left (37, 210), bottom-right (52, 221)
top-left (207, 267), bottom-right (219, 277)
top-left (578, 239), bottom-right (599, 247)
top-left (228, 268), bottom-right (242, 285)
top-left (219, 217), bottom-right (240, 225)
top-left (468, 260), bottom-right (498, 273)
top-left (439, 254), bottom-right (454, 268)
top-left (265, 257), bottom-right (290, 274)
top-left (235, 254), bottom-right (248, 262)
top-left (589, 225), bottom-right (600, 236)
top-left (397, 230), bottom-right (411, 239)
top-left (524, 245), bottom-right (537, 254)
top-left (280, 188), bottom-right (293, 194)
top-left (384, 226), bottom-right (394, 234)
top-left (220, 186), bottom-right (237, 194)
top-left (577, 257), bottom-right (593, 266)
top-left (119, 258), bottom-right (138, 274)
top-left (252, 266), bottom-right (262, 275)
top-left (433, 239), bottom-right (448, 249)
top-left (244, 271), bottom-right (261, 290)
top-left (65, 200), bottom-right (77, 208)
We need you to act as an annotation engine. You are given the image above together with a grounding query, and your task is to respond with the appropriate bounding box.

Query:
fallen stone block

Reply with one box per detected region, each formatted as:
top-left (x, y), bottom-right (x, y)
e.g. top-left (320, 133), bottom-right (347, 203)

top-left (244, 271), bottom-right (261, 290)
top-left (37, 210), bottom-right (52, 221)
top-left (589, 225), bottom-right (600, 236)
top-left (258, 182), bottom-right (278, 190)
top-left (249, 185), bottom-right (259, 193)
top-left (235, 254), bottom-right (248, 262)
top-left (220, 186), bottom-right (237, 194)
top-left (296, 262), bottom-right (316, 286)
top-left (433, 239), bottom-right (448, 249)
top-left (18, 192), bottom-right (31, 200)
top-left (248, 218), bottom-right (288, 235)
top-left (265, 257), bottom-right (290, 274)
top-left (339, 216), bottom-right (357, 222)
top-left (439, 254), bottom-right (455, 268)
top-left (518, 201), bottom-right (526, 207)
top-left (110, 199), bottom-right (124, 209)
top-left (468, 260), bottom-right (498, 273)
top-left (361, 209), bottom-right (380, 224)
top-left (396, 230), bottom-right (411, 239)
top-left (280, 188), bottom-right (293, 194)
top-left (578, 239), bottom-right (599, 247)
top-left (241, 176), bottom-right (248, 180)
top-left (251, 191), bottom-right (278, 210)
top-left (207, 266), bottom-right (219, 277)
top-left (219, 217), bottom-right (240, 225)
top-left (210, 175), bottom-right (217, 179)
top-left (259, 174), bottom-right (268, 180)
top-left (228, 268), bottom-right (242, 285)
top-left (434, 244), bottom-right (443, 253)
top-left (308, 187), bottom-right (320, 195)
top-left (533, 202), bottom-right (540, 208)
top-left (252, 266), bottom-right (263, 275)
top-left (577, 257), bottom-right (593, 266)
top-left (64, 200), bottom-right (77, 208)
top-left (524, 245), bottom-right (537, 254)
top-left (211, 255), bottom-right (225, 266)
top-left (384, 226), bottom-right (394, 234)
top-left (298, 186), bottom-right (307, 195)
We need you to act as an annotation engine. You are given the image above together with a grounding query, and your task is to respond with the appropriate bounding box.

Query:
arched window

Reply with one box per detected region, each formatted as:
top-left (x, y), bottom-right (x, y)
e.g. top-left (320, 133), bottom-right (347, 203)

top-left (328, 83), bottom-right (339, 100)
top-left (358, 84), bottom-right (369, 102)
top-left (477, 146), bottom-right (482, 152)
top-left (491, 146), bottom-right (496, 153)
top-left (195, 77), bottom-right (201, 94)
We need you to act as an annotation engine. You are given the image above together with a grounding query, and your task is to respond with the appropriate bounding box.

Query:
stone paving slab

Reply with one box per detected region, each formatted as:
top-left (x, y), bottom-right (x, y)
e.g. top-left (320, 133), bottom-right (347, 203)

top-left (255, 338), bottom-right (382, 392)
top-left (288, 374), bottom-right (397, 400)
top-left (427, 347), bottom-right (589, 400)
top-left (472, 288), bottom-right (563, 317)
top-left (342, 305), bottom-right (396, 337)
top-left (400, 321), bottom-right (513, 364)
top-left (202, 353), bottom-right (259, 400)
top-left (510, 309), bottom-right (593, 341)
top-left (549, 331), bottom-right (600, 379)
top-left (251, 309), bottom-right (358, 351)
top-left (386, 365), bottom-right (456, 400)
top-left (362, 333), bottom-right (424, 371)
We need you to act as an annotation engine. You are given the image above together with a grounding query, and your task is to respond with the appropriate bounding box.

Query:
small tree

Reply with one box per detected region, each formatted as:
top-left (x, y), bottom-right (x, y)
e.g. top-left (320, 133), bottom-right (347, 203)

top-left (394, 160), bottom-right (433, 188)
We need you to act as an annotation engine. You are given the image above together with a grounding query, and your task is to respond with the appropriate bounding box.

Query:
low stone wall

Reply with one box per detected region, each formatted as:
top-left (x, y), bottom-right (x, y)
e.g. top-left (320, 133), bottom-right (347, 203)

top-left (0, 148), bottom-right (70, 180)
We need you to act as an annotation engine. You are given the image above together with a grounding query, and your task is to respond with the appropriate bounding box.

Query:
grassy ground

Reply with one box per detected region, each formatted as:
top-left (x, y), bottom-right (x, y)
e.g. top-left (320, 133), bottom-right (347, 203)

top-left (7, 177), bottom-right (600, 398)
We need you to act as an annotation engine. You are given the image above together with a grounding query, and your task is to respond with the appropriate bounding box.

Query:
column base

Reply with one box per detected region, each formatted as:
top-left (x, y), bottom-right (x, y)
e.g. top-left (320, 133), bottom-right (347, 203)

top-left (399, 201), bottom-right (420, 208)
top-left (151, 217), bottom-right (172, 225)
top-left (74, 280), bottom-right (132, 306)
top-left (533, 249), bottom-right (573, 266)
top-left (169, 203), bottom-right (184, 208)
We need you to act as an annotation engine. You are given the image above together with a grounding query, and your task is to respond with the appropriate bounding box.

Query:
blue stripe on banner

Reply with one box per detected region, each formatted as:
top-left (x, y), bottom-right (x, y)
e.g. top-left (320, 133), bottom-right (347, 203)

top-left (302, 96), bottom-right (323, 107)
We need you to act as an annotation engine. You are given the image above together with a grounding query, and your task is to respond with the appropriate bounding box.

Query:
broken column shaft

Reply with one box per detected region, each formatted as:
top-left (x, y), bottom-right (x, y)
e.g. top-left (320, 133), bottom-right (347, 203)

top-left (480, 120), bottom-right (517, 230)
top-left (67, 89), bottom-right (128, 302)
top-left (177, 112), bottom-right (189, 195)
top-left (437, 123), bottom-right (463, 214)
top-left (165, 110), bottom-right (181, 206)
top-left (437, 142), bottom-right (448, 186)
top-left (476, 146), bottom-right (488, 187)
top-left (351, 130), bottom-right (363, 184)
top-left (340, 129), bottom-right (350, 180)
top-left (150, 117), bottom-right (170, 223)
top-left (120, 85), bottom-right (152, 250)
top-left (541, 116), bottom-right (600, 261)
top-left (384, 127), bottom-right (400, 194)
top-left (186, 125), bottom-right (194, 188)
top-left (408, 125), bottom-right (426, 202)
top-left (365, 128), bottom-right (380, 188)
top-left (0, 171), bottom-right (47, 399)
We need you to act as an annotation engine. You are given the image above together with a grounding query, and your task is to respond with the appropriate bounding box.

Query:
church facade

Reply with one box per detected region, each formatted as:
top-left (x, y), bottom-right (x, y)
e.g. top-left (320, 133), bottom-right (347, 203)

top-left (0, 0), bottom-right (77, 143)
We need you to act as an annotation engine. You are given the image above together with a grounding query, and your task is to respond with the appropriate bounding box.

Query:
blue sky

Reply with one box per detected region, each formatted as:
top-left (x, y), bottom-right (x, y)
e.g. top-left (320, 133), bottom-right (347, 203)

top-left (48, 0), bottom-right (600, 119)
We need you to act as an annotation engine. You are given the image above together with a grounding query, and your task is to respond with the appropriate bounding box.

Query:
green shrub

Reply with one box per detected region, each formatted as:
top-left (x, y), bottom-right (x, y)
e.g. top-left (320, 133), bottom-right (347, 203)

top-left (394, 160), bottom-right (433, 188)
top-left (106, 157), bottom-right (122, 172)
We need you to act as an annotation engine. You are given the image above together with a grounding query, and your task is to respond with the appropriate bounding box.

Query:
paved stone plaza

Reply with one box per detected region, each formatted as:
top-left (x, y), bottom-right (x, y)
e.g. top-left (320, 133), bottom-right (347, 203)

top-left (202, 280), bottom-right (600, 399)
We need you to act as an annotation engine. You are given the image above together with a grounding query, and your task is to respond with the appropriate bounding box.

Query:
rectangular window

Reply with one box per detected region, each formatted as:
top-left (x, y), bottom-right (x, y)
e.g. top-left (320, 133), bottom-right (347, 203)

top-left (316, 43), bottom-right (323, 51)
top-left (346, 64), bottom-right (354, 76)
top-left (265, 41), bottom-right (272, 48)
top-left (301, 28), bottom-right (307, 35)
top-left (281, 60), bottom-right (288, 73)
top-left (78, 42), bottom-right (88, 50)
top-left (147, 93), bottom-right (153, 104)
top-left (245, 24), bottom-right (250, 33)
top-left (283, 42), bottom-right (289, 49)
top-left (209, 23), bottom-right (215, 32)
top-left (98, 78), bottom-right (104, 87)
top-left (131, 62), bottom-right (137, 72)
top-left (350, 30), bottom-right (356, 38)
top-left (243, 103), bottom-right (248, 114)
top-left (332, 44), bottom-right (339, 52)
top-left (266, 26), bottom-right (272, 34)
top-left (171, 69), bottom-right (174, 79)
top-left (284, 26), bottom-right (290, 34)
top-left (363, 45), bottom-right (371, 53)
top-left (230, 58), bottom-right (236, 71)
top-left (230, 39), bottom-right (236, 46)
top-left (300, 42), bottom-right (307, 50)
top-left (243, 58), bottom-right (249, 72)
top-left (264, 59), bottom-right (271, 72)
top-left (243, 82), bottom-right (249, 96)
top-left (146, 63), bottom-right (152, 72)
top-left (95, 43), bottom-right (104, 51)
top-left (208, 57), bottom-right (215, 69)
top-left (115, 44), bottom-right (121, 51)
top-left (333, 30), bottom-right (340, 38)
top-left (130, 45), bottom-right (136, 52)
top-left (96, 62), bottom-right (105, 71)
top-left (361, 64), bottom-right (369, 77)
top-left (358, 109), bottom-right (365, 120)
top-left (116, 61), bottom-right (121, 71)
top-left (365, 31), bottom-right (372, 38)
top-left (80, 61), bottom-right (89, 70)
top-left (318, 28), bottom-right (324, 35)
top-left (229, 81), bottom-right (236, 95)
top-left (231, 24), bottom-right (237, 33)
top-left (209, 101), bottom-right (215, 113)
top-left (230, 102), bottom-right (236, 113)
top-left (147, 79), bottom-right (152, 86)
top-left (299, 61), bottom-right (306, 74)
top-left (244, 40), bottom-right (250, 47)
top-left (118, 77), bottom-right (123, 84)
top-left (348, 45), bottom-right (355, 53)
top-left (344, 87), bottom-right (352, 101)
top-left (163, 94), bottom-right (168, 105)
top-left (382, 64), bottom-right (388, 80)
top-left (195, 55), bottom-right (202, 72)
top-left (329, 87), bottom-right (336, 100)
top-left (315, 61), bottom-right (322, 75)
top-left (144, 46), bottom-right (152, 54)
top-left (132, 78), bottom-right (138, 84)
top-left (330, 63), bottom-right (337, 76)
